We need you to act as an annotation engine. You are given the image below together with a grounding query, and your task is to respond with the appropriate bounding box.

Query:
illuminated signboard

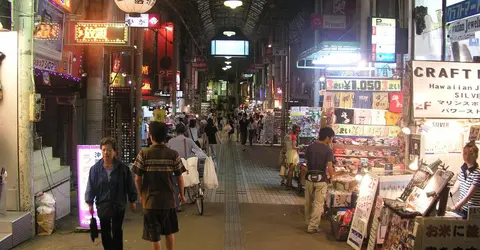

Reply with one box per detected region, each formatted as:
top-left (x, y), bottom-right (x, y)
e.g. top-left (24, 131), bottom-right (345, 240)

top-left (370, 17), bottom-right (396, 63)
top-left (34, 22), bottom-right (60, 40)
top-left (74, 23), bottom-right (129, 44)
top-left (53, 0), bottom-right (72, 12)
top-left (77, 145), bottom-right (102, 228)
top-left (142, 65), bottom-right (149, 75)
top-left (125, 14), bottom-right (161, 28)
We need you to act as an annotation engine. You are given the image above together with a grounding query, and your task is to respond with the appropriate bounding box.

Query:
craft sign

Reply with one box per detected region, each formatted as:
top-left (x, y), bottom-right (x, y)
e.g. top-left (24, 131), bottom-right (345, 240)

top-left (74, 23), bottom-right (129, 44)
top-left (34, 22), bottom-right (60, 40)
top-left (326, 79), bottom-right (401, 91)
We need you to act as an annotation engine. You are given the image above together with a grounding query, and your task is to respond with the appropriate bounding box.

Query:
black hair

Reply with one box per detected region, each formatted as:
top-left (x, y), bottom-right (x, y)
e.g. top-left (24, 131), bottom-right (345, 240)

top-left (100, 137), bottom-right (117, 151)
top-left (318, 127), bottom-right (335, 141)
top-left (149, 121), bottom-right (168, 143)
top-left (207, 118), bottom-right (214, 126)
top-left (189, 119), bottom-right (197, 128)
top-left (176, 123), bottom-right (186, 134)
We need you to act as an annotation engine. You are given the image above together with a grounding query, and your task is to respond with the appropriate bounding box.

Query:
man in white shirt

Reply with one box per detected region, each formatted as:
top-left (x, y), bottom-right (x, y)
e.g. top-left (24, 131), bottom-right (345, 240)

top-left (168, 124), bottom-right (203, 159)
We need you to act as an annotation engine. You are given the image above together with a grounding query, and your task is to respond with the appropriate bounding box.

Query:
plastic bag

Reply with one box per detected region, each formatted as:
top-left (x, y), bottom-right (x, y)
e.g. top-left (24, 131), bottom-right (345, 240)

top-left (36, 205), bottom-right (55, 214)
top-left (204, 156), bottom-right (218, 189)
top-left (181, 157), bottom-right (200, 188)
top-left (36, 193), bottom-right (56, 208)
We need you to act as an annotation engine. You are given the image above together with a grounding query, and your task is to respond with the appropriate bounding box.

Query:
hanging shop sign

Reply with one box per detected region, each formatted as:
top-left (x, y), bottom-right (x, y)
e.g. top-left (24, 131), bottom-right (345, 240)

top-left (34, 22), bottom-right (60, 40)
top-left (34, 57), bottom-right (59, 72)
top-left (312, 15), bottom-right (347, 29)
top-left (326, 78), bottom-right (401, 91)
top-left (412, 60), bottom-right (480, 118)
top-left (347, 173), bottom-right (379, 250)
top-left (74, 23), bottom-right (129, 44)
top-left (446, 0), bottom-right (480, 23)
top-left (369, 17), bottom-right (396, 63)
top-left (35, 0), bottom-right (64, 60)
top-left (125, 14), bottom-right (161, 28)
top-left (141, 78), bottom-right (151, 95)
top-left (448, 15), bottom-right (480, 42)
top-left (52, 0), bottom-right (72, 12)
top-left (332, 124), bottom-right (400, 137)
top-left (110, 72), bottom-right (125, 86)
top-left (77, 145), bottom-right (102, 228)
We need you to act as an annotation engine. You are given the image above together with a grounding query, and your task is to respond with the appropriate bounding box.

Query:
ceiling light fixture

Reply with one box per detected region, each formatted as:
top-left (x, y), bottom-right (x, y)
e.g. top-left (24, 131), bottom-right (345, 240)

top-left (226, 65), bottom-right (232, 69)
top-left (224, 0), bottom-right (243, 9)
top-left (223, 31), bottom-right (236, 37)
top-left (225, 61), bottom-right (232, 65)
top-left (225, 56), bottom-right (232, 59)
top-left (222, 67), bottom-right (228, 71)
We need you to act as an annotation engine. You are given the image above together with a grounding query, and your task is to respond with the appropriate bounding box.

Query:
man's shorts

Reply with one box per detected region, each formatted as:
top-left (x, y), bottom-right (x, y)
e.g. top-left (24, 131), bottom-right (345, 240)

top-left (143, 208), bottom-right (179, 242)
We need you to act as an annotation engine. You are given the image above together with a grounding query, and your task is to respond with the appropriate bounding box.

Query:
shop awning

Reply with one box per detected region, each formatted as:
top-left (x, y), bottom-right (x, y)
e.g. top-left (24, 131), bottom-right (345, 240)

top-left (296, 41), bottom-right (360, 69)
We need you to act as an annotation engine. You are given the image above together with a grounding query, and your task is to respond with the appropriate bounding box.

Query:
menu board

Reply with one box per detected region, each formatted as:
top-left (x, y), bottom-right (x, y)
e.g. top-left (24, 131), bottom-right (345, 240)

top-left (347, 173), bottom-right (379, 250)
top-left (77, 145), bottom-right (102, 228)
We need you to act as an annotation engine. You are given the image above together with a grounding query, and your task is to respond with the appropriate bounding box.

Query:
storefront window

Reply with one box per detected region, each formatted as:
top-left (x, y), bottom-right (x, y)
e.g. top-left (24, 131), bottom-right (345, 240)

top-left (414, 0), bottom-right (443, 61)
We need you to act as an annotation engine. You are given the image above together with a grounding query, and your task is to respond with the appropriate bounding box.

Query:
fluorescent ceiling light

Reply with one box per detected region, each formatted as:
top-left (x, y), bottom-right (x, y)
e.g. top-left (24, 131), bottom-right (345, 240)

top-left (225, 56), bottom-right (232, 59)
top-left (312, 53), bottom-right (361, 65)
top-left (222, 67), bottom-right (228, 71)
top-left (226, 65), bottom-right (232, 69)
top-left (225, 61), bottom-right (232, 65)
top-left (326, 66), bottom-right (375, 71)
top-left (223, 31), bottom-right (236, 37)
top-left (224, 0), bottom-right (243, 9)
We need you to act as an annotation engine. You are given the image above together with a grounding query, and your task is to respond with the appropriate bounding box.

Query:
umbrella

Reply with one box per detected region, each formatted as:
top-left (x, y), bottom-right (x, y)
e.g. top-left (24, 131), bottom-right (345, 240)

top-left (90, 217), bottom-right (99, 242)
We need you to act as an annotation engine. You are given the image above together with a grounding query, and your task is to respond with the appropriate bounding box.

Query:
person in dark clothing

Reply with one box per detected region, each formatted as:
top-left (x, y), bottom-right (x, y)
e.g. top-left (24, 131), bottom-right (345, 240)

top-left (239, 113), bottom-right (249, 151)
top-left (248, 117), bottom-right (256, 146)
top-left (85, 137), bottom-right (137, 250)
top-left (205, 118), bottom-right (218, 145)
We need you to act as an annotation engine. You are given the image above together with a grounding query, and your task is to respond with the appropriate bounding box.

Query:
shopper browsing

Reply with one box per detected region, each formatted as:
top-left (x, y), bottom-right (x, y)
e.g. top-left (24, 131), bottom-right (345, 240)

top-left (132, 121), bottom-right (186, 250)
top-left (304, 127), bottom-right (335, 234)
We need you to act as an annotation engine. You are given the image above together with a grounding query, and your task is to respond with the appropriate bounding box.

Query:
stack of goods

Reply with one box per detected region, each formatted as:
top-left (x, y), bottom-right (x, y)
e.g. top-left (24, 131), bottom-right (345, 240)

top-left (329, 207), bottom-right (356, 241)
top-left (323, 90), bottom-right (404, 172)
top-left (288, 107), bottom-right (323, 145)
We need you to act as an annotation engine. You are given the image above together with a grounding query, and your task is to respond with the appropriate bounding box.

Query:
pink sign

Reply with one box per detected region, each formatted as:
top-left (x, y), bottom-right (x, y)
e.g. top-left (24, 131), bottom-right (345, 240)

top-left (77, 145), bottom-right (102, 228)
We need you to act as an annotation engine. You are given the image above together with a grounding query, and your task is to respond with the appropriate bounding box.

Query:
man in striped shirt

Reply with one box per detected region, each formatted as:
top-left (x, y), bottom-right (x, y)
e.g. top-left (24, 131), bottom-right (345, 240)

top-left (451, 141), bottom-right (480, 218)
top-left (132, 121), bottom-right (186, 250)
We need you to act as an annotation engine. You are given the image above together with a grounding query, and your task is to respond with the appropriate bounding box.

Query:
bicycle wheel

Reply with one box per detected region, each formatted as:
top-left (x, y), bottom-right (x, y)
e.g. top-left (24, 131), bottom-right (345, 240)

top-left (186, 186), bottom-right (197, 204)
top-left (196, 194), bottom-right (204, 215)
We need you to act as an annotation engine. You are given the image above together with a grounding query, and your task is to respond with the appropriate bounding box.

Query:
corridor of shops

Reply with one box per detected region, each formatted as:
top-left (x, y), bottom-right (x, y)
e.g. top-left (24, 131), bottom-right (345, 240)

top-left (13, 145), bottom-right (348, 250)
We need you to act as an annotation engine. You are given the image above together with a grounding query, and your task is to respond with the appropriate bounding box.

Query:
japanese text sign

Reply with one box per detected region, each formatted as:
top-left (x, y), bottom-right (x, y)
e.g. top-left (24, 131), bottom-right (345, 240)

top-left (74, 23), bottom-right (129, 44)
top-left (332, 124), bottom-right (400, 137)
top-left (412, 61), bottom-right (480, 118)
top-left (422, 218), bottom-right (480, 250)
top-left (77, 145), bottom-right (102, 228)
top-left (348, 173), bottom-right (379, 250)
top-left (326, 78), bottom-right (401, 91)
top-left (446, 0), bottom-right (480, 23)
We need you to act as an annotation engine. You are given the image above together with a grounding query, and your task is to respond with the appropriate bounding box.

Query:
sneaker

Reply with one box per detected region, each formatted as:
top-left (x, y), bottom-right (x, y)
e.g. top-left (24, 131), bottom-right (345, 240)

top-left (307, 229), bottom-right (320, 234)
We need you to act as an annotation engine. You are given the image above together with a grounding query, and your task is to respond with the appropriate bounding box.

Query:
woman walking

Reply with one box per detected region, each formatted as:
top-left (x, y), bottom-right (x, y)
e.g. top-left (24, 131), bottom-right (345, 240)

top-left (85, 137), bottom-right (137, 250)
top-left (188, 119), bottom-right (201, 147)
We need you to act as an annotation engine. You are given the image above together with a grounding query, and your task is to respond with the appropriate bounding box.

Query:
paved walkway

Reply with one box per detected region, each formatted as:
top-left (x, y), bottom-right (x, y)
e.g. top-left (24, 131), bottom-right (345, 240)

top-left (14, 144), bottom-right (350, 250)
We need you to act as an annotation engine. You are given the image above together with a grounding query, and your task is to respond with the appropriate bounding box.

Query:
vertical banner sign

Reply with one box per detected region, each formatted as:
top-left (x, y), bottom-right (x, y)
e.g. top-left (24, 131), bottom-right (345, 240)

top-left (370, 17), bottom-right (396, 63)
top-left (347, 173), bottom-right (379, 250)
top-left (77, 145), bottom-right (102, 228)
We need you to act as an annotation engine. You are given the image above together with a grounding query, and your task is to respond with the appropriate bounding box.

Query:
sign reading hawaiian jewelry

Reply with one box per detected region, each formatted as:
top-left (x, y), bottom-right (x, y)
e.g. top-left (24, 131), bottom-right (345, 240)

top-left (34, 22), bottom-right (60, 40)
top-left (347, 173), bottom-right (379, 250)
top-left (412, 60), bottom-right (480, 118)
top-left (332, 124), bottom-right (400, 137)
top-left (74, 23), bottom-right (129, 44)
top-left (77, 145), bottom-right (102, 228)
top-left (446, 0), bottom-right (480, 23)
top-left (326, 79), bottom-right (401, 91)
top-left (370, 17), bottom-right (396, 63)
top-left (448, 15), bottom-right (480, 41)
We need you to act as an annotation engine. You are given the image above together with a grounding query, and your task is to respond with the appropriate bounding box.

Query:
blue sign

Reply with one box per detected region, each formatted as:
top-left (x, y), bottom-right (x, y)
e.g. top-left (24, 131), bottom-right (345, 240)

top-left (446, 0), bottom-right (480, 23)
top-left (376, 53), bottom-right (396, 63)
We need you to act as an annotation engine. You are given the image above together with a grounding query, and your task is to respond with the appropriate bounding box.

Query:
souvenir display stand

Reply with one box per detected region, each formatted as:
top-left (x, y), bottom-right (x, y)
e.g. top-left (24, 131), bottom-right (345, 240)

top-left (341, 159), bottom-right (461, 250)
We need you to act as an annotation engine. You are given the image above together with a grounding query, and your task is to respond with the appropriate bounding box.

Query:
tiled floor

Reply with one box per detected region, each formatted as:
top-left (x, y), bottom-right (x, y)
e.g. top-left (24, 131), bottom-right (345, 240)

top-left (14, 144), bottom-right (350, 250)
